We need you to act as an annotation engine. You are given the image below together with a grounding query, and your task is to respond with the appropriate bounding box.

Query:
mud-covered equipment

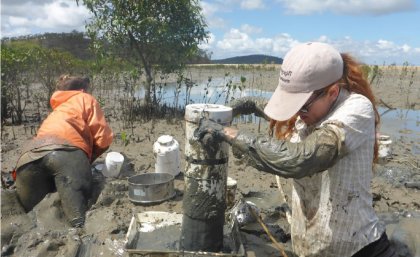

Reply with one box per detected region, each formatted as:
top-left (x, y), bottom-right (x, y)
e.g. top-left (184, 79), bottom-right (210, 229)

top-left (182, 104), bottom-right (232, 252)
top-left (194, 117), bottom-right (227, 144)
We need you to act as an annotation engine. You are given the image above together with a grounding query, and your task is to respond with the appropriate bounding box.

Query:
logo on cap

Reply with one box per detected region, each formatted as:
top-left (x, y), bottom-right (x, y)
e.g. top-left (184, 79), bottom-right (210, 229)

top-left (279, 68), bottom-right (292, 84)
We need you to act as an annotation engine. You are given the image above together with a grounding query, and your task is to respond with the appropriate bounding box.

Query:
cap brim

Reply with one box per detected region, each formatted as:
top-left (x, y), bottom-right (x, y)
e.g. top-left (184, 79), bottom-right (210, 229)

top-left (264, 86), bottom-right (313, 121)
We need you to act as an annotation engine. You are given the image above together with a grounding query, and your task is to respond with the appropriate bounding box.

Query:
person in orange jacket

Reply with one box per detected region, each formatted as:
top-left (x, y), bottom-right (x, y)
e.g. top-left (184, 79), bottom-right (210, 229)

top-left (14, 74), bottom-right (113, 227)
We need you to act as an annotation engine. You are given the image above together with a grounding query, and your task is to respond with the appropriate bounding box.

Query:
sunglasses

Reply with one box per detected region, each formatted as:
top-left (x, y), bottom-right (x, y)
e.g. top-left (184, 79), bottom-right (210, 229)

top-left (299, 89), bottom-right (327, 113)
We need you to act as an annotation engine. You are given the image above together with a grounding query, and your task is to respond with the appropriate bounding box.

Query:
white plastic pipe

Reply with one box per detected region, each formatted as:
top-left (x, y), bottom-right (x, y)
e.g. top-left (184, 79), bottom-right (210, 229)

top-left (181, 104), bottom-right (232, 252)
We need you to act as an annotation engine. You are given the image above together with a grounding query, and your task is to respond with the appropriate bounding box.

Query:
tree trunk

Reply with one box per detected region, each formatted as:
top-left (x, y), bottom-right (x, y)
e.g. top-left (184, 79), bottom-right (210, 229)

top-left (16, 87), bottom-right (23, 124)
top-left (144, 70), bottom-right (152, 106)
top-left (1, 87), bottom-right (9, 122)
top-left (128, 31), bottom-right (153, 107)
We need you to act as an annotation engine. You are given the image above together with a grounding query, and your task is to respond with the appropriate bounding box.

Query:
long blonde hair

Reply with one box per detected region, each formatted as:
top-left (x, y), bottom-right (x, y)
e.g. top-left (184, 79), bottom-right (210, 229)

top-left (269, 53), bottom-right (380, 162)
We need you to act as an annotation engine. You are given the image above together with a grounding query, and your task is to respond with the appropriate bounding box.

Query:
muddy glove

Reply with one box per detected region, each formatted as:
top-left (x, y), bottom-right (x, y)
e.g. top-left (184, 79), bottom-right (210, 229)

top-left (194, 118), bottom-right (228, 144)
top-left (229, 96), bottom-right (269, 120)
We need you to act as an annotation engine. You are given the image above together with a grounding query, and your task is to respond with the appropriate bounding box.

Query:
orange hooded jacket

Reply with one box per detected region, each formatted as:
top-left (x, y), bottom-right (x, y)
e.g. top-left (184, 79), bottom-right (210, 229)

top-left (35, 90), bottom-right (113, 161)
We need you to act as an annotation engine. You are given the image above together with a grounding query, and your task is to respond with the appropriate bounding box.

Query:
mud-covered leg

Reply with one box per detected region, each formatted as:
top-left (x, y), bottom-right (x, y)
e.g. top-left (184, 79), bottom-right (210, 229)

top-left (42, 149), bottom-right (92, 227)
top-left (15, 161), bottom-right (55, 212)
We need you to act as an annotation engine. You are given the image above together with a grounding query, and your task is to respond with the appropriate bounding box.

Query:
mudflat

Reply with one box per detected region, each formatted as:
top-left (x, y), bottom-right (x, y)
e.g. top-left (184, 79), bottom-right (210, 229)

top-left (1, 66), bottom-right (419, 256)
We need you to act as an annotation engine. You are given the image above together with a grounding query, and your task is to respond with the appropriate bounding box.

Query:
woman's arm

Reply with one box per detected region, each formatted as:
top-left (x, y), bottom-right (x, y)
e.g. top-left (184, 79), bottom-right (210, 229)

top-left (87, 98), bottom-right (113, 162)
top-left (228, 124), bottom-right (347, 179)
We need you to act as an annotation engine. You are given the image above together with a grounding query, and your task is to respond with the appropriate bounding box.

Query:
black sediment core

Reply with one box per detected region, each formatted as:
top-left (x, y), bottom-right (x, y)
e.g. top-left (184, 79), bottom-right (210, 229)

top-left (180, 214), bottom-right (224, 252)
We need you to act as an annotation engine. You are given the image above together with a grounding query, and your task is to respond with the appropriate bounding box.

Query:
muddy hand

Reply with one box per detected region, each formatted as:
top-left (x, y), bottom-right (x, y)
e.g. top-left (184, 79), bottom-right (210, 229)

top-left (229, 96), bottom-right (269, 120)
top-left (194, 118), bottom-right (227, 143)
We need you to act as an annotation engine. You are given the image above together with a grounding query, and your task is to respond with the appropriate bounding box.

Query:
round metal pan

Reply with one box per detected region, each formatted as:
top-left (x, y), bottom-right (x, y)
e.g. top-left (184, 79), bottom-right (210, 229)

top-left (128, 173), bottom-right (175, 204)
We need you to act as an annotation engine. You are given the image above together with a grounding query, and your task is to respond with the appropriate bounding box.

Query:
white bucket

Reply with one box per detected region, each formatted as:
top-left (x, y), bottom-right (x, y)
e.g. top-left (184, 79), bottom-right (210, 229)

top-left (153, 135), bottom-right (181, 176)
top-left (103, 152), bottom-right (124, 178)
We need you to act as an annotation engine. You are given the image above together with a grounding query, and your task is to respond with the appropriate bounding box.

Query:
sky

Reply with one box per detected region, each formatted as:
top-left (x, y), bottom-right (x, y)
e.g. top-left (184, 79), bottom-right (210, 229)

top-left (1, 0), bottom-right (420, 65)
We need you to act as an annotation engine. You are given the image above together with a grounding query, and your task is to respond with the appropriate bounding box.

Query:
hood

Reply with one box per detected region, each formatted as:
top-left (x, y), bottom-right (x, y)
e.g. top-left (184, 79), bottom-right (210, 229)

top-left (50, 90), bottom-right (84, 109)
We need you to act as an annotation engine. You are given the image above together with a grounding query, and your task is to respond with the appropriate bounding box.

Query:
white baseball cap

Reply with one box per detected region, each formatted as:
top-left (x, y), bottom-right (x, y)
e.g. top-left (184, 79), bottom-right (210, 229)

top-left (264, 42), bottom-right (343, 121)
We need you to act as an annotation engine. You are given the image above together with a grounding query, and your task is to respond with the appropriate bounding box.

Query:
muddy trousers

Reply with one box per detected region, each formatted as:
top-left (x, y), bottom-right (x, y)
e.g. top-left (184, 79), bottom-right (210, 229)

top-left (352, 233), bottom-right (396, 257)
top-left (15, 149), bottom-right (92, 227)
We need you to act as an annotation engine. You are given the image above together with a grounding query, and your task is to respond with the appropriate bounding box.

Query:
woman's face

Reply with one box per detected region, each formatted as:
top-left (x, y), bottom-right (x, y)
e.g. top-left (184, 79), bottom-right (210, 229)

top-left (298, 84), bottom-right (340, 126)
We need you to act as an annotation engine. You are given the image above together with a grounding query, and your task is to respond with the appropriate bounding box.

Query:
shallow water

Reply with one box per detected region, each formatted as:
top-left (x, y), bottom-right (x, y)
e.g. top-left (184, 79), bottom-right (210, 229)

top-left (243, 190), bottom-right (285, 212)
top-left (134, 76), bottom-right (271, 107)
top-left (137, 77), bottom-right (419, 151)
top-left (378, 107), bottom-right (419, 154)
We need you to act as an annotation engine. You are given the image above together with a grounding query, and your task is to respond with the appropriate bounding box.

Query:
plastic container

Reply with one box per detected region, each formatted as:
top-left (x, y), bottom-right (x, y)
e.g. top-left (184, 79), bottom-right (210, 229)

top-left (226, 177), bottom-right (238, 208)
top-left (103, 152), bottom-right (124, 177)
top-left (378, 134), bottom-right (392, 161)
top-left (95, 163), bottom-right (104, 172)
top-left (153, 135), bottom-right (181, 177)
top-left (125, 211), bottom-right (245, 257)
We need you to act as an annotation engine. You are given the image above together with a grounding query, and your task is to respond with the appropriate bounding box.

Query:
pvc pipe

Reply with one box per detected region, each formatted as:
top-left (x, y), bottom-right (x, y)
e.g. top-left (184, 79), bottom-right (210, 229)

top-left (181, 104), bottom-right (232, 252)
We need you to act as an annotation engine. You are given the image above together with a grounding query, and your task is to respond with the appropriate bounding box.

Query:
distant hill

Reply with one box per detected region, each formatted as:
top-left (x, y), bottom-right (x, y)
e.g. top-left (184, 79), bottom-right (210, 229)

top-left (212, 54), bottom-right (283, 64)
top-left (2, 32), bottom-right (210, 63)
top-left (2, 31), bottom-right (93, 60)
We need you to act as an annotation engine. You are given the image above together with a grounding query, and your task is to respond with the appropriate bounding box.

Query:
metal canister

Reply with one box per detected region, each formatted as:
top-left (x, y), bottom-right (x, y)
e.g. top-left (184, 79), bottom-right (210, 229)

top-left (181, 104), bottom-right (232, 252)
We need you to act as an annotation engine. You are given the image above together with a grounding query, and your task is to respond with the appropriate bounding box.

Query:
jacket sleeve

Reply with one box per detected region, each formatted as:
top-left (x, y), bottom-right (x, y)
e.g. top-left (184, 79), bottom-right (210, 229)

top-left (229, 124), bottom-right (347, 179)
top-left (87, 98), bottom-right (113, 160)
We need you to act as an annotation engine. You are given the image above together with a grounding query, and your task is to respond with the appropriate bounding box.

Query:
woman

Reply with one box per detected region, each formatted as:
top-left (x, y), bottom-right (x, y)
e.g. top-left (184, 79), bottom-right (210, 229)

top-left (14, 75), bottom-right (113, 227)
top-left (197, 42), bottom-right (395, 257)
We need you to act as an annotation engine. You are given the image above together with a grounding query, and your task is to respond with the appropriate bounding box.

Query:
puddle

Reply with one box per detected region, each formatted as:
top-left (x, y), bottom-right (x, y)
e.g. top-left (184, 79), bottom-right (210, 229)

top-left (378, 107), bottom-right (419, 154)
top-left (243, 190), bottom-right (284, 211)
top-left (134, 76), bottom-right (271, 107)
top-left (378, 210), bottom-right (420, 226)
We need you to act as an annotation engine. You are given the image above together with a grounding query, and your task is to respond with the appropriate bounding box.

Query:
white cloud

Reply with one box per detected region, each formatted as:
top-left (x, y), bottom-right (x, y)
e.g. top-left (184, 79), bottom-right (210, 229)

top-left (240, 0), bottom-right (265, 10)
top-left (1, 0), bottom-right (90, 38)
top-left (241, 24), bottom-right (262, 34)
top-left (199, 33), bottom-right (216, 50)
top-left (1, 2), bottom-right (45, 20)
top-left (211, 28), bottom-right (299, 58)
top-left (401, 44), bottom-right (411, 53)
top-left (1, 27), bottom-right (32, 38)
top-left (217, 29), bottom-right (252, 50)
top-left (278, 0), bottom-right (416, 15)
top-left (202, 0), bottom-right (265, 11)
top-left (317, 35), bottom-right (329, 42)
top-left (207, 30), bottom-right (420, 65)
top-left (201, 0), bottom-right (265, 30)
top-left (271, 33), bottom-right (300, 54)
top-left (200, 1), bottom-right (227, 29)
top-left (8, 16), bottom-right (30, 27)
top-left (200, 1), bottom-right (219, 18)
top-left (2, 0), bottom-right (54, 4)
top-left (34, 1), bottom-right (90, 28)
top-left (255, 37), bottom-right (273, 51)
top-left (208, 33), bottom-right (216, 45)
top-left (377, 39), bottom-right (395, 50)
top-left (327, 37), bottom-right (420, 65)
top-left (3, 0), bottom-right (419, 65)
